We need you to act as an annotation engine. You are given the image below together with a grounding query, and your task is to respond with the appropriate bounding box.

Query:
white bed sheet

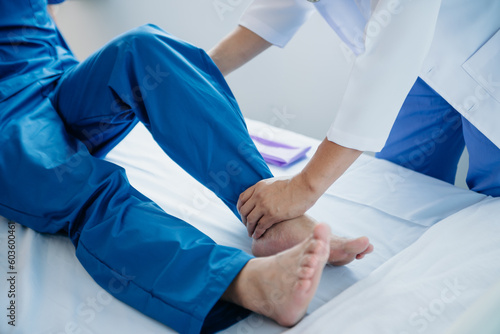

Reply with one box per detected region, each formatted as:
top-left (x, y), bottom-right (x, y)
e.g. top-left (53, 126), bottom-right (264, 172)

top-left (0, 120), bottom-right (493, 334)
top-left (287, 196), bottom-right (500, 334)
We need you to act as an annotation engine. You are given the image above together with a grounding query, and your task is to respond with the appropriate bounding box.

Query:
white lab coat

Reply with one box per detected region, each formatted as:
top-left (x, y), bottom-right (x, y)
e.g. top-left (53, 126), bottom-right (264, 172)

top-left (240, 0), bottom-right (500, 152)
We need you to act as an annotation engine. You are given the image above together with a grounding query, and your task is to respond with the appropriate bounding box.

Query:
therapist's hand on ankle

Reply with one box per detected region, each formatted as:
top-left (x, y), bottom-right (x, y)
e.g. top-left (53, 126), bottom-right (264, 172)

top-left (238, 138), bottom-right (362, 239)
top-left (238, 174), bottom-right (320, 239)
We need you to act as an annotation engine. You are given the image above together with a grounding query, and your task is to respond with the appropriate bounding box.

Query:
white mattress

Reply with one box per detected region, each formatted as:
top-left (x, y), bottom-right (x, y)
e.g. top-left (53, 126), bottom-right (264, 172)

top-left (0, 120), bottom-right (498, 334)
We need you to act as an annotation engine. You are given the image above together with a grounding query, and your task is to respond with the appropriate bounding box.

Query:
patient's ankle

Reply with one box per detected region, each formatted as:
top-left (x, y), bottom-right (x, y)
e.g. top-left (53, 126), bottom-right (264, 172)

top-left (251, 215), bottom-right (315, 257)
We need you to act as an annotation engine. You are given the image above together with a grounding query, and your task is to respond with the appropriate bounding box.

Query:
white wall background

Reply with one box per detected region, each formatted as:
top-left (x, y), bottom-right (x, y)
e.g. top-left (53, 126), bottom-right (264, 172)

top-left (54, 0), bottom-right (468, 189)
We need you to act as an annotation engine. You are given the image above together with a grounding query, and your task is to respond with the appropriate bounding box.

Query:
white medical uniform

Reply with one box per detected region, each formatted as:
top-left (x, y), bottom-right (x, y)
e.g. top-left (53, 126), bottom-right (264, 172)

top-left (239, 0), bottom-right (500, 152)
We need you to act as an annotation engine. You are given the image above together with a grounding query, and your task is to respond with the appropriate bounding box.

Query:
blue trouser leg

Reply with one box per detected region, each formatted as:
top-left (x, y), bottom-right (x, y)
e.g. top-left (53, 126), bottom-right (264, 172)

top-left (1, 25), bottom-right (274, 333)
top-left (0, 83), bottom-right (252, 334)
top-left (462, 117), bottom-right (500, 197)
top-left (52, 24), bottom-right (272, 217)
top-left (376, 77), bottom-right (500, 197)
top-left (376, 77), bottom-right (466, 184)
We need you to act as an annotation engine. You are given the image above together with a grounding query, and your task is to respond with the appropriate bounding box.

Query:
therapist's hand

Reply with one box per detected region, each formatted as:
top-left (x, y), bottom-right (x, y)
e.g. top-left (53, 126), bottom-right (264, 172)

top-left (239, 138), bottom-right (363, 239)
top-left (238, 174), bottom-right (319, 239)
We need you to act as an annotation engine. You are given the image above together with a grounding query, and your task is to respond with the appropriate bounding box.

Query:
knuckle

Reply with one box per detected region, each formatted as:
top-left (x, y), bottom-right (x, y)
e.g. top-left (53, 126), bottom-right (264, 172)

top-left (247, 215), bottom-right (256, 225)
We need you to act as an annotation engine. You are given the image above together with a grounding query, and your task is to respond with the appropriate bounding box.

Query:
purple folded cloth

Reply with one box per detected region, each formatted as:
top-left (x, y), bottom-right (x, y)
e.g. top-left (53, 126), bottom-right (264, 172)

top-left (250, 135), bottom-right (311, 167)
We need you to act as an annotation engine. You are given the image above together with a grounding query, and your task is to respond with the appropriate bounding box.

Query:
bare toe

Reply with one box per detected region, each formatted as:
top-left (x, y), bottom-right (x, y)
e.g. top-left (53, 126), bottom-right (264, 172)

top-left (329, 235), bottom-right (373, 266)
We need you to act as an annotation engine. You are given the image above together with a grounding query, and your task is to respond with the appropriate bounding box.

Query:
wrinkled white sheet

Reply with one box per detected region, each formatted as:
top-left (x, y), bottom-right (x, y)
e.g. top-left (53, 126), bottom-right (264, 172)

top-left (0, 120), bottom-right (491, 334)
top-left (287, 196), bottom-right (500, 334)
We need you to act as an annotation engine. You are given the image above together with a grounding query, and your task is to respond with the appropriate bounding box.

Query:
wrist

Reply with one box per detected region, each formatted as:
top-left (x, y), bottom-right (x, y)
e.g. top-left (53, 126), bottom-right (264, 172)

top-left (293, 172), bottom-right (323, 205)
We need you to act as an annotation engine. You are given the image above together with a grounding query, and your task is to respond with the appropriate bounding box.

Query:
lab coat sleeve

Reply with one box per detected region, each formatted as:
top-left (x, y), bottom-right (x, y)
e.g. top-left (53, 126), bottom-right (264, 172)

top-left (239, 0), bottom-right (315, 48)
top-left (327, 0), bottom-right (442, 152)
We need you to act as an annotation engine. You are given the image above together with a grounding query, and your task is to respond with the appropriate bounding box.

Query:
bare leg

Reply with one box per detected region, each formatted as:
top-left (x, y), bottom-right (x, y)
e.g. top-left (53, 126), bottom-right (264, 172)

top-left (251, 215), bottom-right (373, 266)
top-left (223, 223), bottom-right (331, 327)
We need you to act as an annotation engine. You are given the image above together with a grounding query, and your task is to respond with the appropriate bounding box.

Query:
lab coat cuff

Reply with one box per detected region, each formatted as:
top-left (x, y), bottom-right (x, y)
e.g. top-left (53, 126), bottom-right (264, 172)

top-left (326, 126), bottom-right (387, 153)
top-left (239, 16), bottom-right (292, 48)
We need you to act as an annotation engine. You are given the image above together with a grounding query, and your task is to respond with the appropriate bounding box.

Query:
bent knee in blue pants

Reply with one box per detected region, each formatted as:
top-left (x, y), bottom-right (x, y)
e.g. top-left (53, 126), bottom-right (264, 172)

top-left (0, 8), bottom-right (271, 332)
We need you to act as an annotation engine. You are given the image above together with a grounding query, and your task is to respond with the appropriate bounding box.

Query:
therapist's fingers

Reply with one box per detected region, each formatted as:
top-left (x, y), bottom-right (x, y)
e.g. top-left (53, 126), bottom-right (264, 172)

top-left (237, 186), bottom-right (255, 212)
top-left (252, 215), bottom-right (277, 240)
top-left (239, 202), bottom-right (255, 228)
top-left (238, 189), bottom-right (256, 226)
top-left (245, 208), bottom-right (265, 237)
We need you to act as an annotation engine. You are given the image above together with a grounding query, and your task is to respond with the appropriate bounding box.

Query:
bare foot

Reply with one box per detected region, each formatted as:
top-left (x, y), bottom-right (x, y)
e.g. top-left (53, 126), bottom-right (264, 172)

top-left (223, 223), bottom-right (331, 327)
top-left (251, 215), bottom-right (373, 266)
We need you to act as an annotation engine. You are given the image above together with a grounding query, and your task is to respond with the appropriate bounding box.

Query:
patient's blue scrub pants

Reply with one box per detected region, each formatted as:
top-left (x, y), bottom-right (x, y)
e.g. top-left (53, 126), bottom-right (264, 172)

top-left (0, 25), bottom-right (273, 333)
top-left (377, 78), bottom-right (500, 197)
